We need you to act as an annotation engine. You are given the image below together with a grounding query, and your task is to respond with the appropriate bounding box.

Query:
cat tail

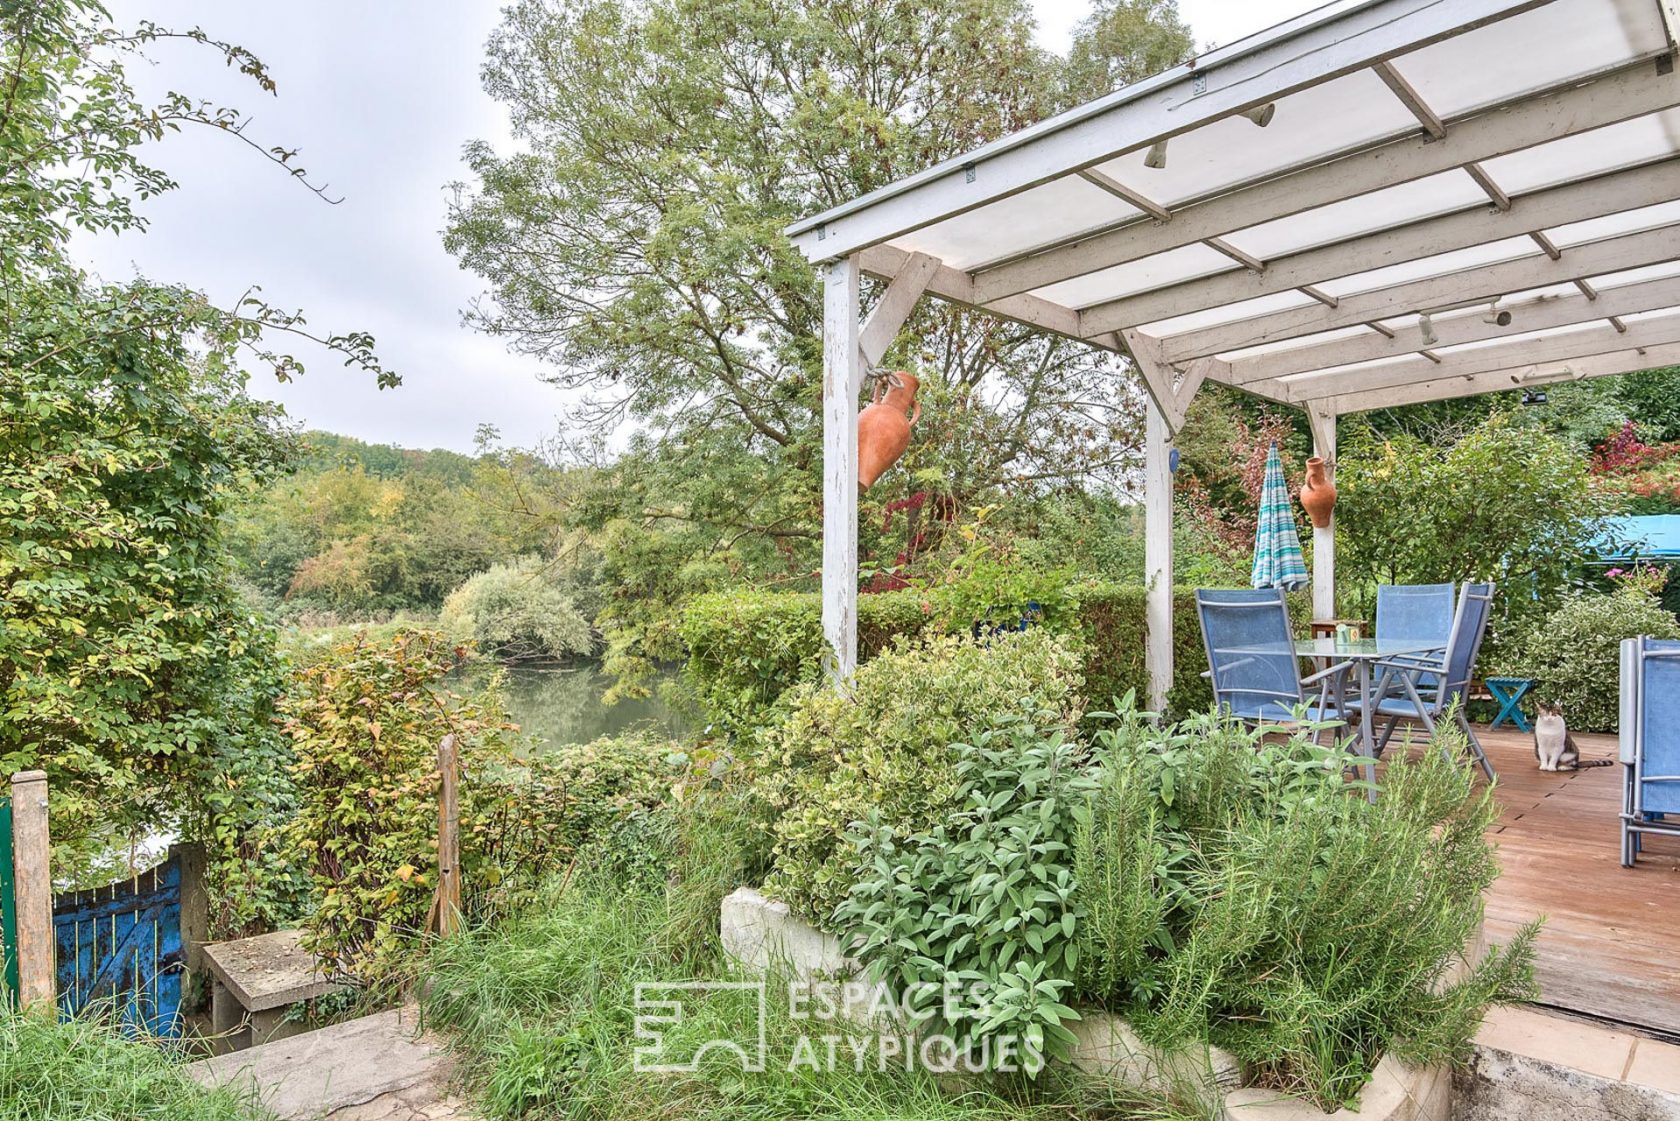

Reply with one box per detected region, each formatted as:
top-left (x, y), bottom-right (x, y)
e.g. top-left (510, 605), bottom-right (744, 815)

top-left (1571, 758), bottom-right (1615, 769)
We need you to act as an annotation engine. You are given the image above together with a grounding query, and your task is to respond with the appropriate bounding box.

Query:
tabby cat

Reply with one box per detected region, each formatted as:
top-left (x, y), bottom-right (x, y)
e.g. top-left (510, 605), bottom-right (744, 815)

top-left (1533, 700), bottom-right (1613, 771)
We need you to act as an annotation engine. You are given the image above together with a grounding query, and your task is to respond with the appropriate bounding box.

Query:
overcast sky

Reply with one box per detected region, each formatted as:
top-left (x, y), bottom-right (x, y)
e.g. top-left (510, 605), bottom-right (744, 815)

top-left (79, 0), bottom-right (1319, 453)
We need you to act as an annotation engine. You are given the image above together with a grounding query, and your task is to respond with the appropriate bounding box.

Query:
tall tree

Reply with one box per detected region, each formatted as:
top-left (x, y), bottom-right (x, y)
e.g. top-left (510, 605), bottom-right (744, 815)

top-left (1065, 0), bottom-right (1193, 100)
top-left (446, 0), bottom-right (1192, 684)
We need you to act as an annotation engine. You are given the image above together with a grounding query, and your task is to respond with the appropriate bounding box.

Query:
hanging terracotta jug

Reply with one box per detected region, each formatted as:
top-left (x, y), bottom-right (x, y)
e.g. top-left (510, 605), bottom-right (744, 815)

top-left (1300, 455), bottom-right (1337, 529)
top-left (857, 372), bottom-right (921, 490)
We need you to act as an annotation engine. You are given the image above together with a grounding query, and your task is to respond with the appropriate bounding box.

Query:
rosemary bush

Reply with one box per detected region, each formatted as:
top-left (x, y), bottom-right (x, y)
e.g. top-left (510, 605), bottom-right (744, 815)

top-left (1072, 708), bottom-right (1537, 1108)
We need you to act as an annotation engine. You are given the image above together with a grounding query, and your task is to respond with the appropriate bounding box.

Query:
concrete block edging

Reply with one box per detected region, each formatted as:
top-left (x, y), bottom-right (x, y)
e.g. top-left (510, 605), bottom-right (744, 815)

top-left (720, 887), bottom-right (1448, 1121)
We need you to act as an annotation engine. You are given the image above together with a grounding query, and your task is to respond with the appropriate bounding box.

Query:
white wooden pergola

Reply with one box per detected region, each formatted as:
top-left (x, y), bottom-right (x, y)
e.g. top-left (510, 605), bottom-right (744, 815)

top-left (788, 0), bottom-right (1680, 706)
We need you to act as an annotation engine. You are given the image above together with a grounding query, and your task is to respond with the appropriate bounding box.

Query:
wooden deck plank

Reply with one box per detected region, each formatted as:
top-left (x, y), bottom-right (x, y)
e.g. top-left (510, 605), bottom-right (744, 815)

top-left (1403, 726), bottom-right (1680, 1038)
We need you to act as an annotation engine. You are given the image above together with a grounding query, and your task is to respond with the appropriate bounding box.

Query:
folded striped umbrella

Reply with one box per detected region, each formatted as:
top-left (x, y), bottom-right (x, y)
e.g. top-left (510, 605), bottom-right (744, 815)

top-left (1252, 442), bottom-right (1309, 591)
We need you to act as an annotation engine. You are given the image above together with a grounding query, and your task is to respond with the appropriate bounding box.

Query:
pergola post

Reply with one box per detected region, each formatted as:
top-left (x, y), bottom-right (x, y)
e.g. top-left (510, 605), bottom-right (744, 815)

top-left (821, 255), bottom-right (861, 680)
top-left (1307, 404), bottom-right (1337, 623)
top-left (1144, 397), bottom-right (1174, 712)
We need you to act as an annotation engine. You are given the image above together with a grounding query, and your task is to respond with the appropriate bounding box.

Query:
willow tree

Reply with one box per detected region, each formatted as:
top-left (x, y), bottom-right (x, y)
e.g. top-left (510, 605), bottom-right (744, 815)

top-left (446, 0), bottom-right (1194, 687)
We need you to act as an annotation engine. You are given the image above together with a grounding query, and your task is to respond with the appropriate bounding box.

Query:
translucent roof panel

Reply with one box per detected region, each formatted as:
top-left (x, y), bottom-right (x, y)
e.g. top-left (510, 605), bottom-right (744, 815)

top-left (1082, 68), bottom-right (1420, 209)
top-left (1029, 242), bottom-right (1237, 309)
top-left (1621, 306), bottom-right (1680, 325)
top-left (1218, 324), bottom-right (1375, 362)
top-left (1593, 260), bottom-right (1680, 289)
top-left (1219, 171), bottom-right (1489, 262)
top-left (1546, 200), bottom-right (1680, 248)
top-left (1144, 289), bottom-right (1318, 337)
top-left (889, 177), bottom-right (1143, 272)
top-left (1379, 0), bottom-right (1670, 118)
top-left (1315, 237), bottom-right (1539, 298)
top-left (793, 0), bottom-right (1680, 412)
top-left (1480, 110), bottom-right (1680, 194)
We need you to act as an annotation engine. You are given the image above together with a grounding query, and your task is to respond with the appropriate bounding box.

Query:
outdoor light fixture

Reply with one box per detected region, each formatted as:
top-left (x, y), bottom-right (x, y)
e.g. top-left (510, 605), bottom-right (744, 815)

top-left (1521, 389), bottom-right (1548, 405)
top-left (1483, 302), bottom-right (1512, 326)
top-left (1241, 103), bottom-right (1277, 127)
top-left (1144, 139), bottom-right (1169, 169)
top-left (1419, 312), bottom-right (1438, 345)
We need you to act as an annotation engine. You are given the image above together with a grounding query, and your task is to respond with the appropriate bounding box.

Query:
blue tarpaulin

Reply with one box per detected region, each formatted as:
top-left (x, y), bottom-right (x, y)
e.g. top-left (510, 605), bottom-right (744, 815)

top-left (1600, 515), bottom-right (1680, 560)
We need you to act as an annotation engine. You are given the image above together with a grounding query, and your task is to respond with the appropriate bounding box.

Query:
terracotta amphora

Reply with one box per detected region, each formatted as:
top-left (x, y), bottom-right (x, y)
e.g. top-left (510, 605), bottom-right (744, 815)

top-left (857, 372), bottom-right (921, 490)
top-left (1300, 456), bottom-right (1337, 529)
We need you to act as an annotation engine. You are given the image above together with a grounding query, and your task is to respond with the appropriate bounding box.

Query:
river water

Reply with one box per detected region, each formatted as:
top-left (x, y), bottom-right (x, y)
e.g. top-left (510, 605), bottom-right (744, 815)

top-left (497, 663), bottom-right (689, 749)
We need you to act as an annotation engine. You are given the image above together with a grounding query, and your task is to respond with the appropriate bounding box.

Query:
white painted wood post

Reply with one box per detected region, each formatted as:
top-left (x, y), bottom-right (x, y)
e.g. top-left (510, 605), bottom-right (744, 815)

top-left (1307, 405), bottom-right (1337, 624)
top-left (1144, 398), bottom-right (1174, 711)
top-left (821, 255), bottom-right (862, 681)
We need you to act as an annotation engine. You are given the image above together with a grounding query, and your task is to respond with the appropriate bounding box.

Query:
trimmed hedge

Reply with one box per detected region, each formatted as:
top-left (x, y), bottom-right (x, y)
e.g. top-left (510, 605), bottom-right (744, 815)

top-left (681, 582), bottom-right (1235, 733)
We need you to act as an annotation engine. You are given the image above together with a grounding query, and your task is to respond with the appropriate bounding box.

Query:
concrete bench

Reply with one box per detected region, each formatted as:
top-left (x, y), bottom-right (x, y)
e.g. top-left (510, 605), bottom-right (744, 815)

top-left (202, 929), bottom-right (349, 1052)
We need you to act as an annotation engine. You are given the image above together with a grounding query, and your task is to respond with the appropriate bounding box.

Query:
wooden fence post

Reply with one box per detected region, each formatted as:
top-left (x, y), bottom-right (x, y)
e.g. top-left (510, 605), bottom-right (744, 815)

top-left (434, 737), bottom-right (461, 937)
top-left (10, 771), bottom-right (53, 1008)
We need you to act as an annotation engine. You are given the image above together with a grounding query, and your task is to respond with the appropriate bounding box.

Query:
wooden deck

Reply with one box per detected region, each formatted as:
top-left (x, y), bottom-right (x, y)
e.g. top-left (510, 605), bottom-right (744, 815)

top-left (1425, 726), bottom-right (1680, 1039)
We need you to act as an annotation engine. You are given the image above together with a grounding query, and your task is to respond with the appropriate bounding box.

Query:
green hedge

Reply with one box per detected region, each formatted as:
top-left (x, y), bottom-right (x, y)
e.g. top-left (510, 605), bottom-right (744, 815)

top-left (680, 582), bottom-right (1240, 733)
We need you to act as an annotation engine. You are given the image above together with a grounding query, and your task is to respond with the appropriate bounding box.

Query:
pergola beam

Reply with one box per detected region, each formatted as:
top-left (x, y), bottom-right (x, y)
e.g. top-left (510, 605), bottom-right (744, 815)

top-left (1266, 315), bottom-right (1680, 403)
top-left (1157, 224), bottom-right (1680, 363)
top-left (857, 244), bottom-right (1118, 351)
top-left (1125, 328), bottom-right (1211, 432)
top-left (1076, 158), bottom-right (1679, 335)
top-left (1225, 274), bottom-right (1680, 382)
top-left (1319, 341), bottom-right (1680, 413)
top-left (858, 251), bottom-right (939, 369)
top-left (972, 60), bottom-right (1678, 305)
top-left (1374, 60), bottom-right (1446, 138)
top-left (787, 0), bottom-right (1557, 264)
top-left (1306, 403), bottom-right (1337, 622)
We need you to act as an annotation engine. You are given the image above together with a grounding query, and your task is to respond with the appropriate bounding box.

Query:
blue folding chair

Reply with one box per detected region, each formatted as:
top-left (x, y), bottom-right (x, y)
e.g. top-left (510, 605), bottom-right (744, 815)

top-left (1376, 583), bottom-right (1455, 694)
top-left (1359, 581), bottom-right (1497, 779)
top-left (1195, 588), bottom-right (1350, 738)
top-left (1620, 636), bottom-right (1680, 866)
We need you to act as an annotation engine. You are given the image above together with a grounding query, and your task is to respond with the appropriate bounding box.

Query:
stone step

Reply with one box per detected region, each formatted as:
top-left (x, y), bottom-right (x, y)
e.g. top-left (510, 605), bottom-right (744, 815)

top-left (187, 1006), bottom-right (462, 1120)
top-left (1459, 1005), bottom-right (1680, 1120)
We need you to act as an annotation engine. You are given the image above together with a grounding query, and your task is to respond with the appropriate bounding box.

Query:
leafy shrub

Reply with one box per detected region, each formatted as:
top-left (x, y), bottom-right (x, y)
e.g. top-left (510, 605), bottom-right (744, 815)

top-left (464, 730), bottom-right (687, 912)
top-left (440, 556), bottom-right (594, 663)
top-left (1512, 587), bottom-right (1680, 731)
top-left (836, 711), bottom-right (1097, 1074)
top-left (282, 629), bottom-right (517, 985)
top-left (0, 1008), bottom-right (269, 1121)
top-left (679, 587), bottom-right (930, 735)
top-left (757, 629), bottom-right (1084, 919)
top-left (1335, 412), bottom-right (1616, 626)
top-left (1072, 705), bottom-right (1537, 1108)
top-left (680, 579), bottom-right (1262, 735)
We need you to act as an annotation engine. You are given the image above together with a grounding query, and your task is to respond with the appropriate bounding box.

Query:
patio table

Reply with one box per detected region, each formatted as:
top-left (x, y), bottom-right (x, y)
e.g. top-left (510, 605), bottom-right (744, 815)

top-left (1220, 637), bottom-right (1445, 796)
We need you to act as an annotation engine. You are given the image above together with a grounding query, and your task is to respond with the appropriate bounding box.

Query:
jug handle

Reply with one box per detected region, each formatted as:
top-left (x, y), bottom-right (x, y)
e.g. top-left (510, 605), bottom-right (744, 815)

top-left (909, 399), bottom-right (921, 425)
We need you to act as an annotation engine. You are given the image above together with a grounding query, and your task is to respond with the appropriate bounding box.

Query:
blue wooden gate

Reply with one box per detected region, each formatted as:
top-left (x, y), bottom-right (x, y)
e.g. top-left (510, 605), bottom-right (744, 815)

top-left (52, 850), bottom-right (185, 1037)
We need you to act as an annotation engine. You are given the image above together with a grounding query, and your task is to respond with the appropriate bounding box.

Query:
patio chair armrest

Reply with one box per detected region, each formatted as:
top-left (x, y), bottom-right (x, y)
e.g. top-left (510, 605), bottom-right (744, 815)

top-left (1301, 661), bottom-right (1355, 686)
top-left (1373, 656), bottom-right (1444, 676)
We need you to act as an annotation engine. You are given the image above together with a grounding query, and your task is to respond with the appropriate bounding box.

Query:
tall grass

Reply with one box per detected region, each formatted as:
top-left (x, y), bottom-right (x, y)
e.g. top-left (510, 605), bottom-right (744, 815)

top-left (422, 873), bottom-right (1212, 1121)
top-left (0, 1008), bottom-right (271, 1121)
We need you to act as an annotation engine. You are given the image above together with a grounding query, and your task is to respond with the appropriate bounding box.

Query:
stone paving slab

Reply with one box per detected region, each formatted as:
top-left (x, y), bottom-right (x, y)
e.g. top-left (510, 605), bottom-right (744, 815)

top-left (188, 1005), bottom-right (466, 1120)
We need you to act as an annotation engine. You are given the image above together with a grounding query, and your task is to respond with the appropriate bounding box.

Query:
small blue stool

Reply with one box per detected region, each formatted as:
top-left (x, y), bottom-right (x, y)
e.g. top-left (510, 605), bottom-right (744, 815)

top-left (1484, 676), bottom-right (1534, 732)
